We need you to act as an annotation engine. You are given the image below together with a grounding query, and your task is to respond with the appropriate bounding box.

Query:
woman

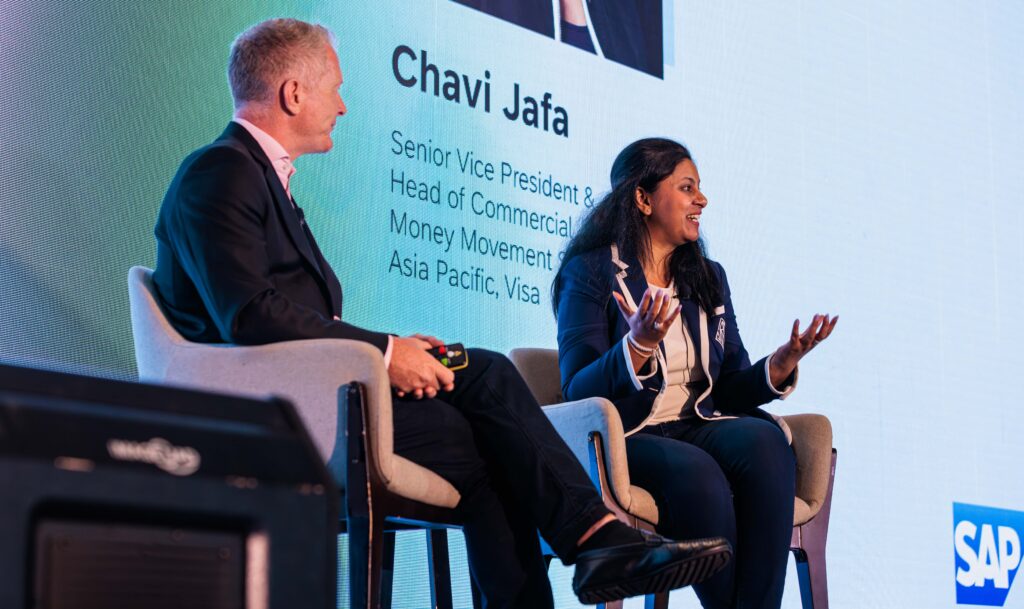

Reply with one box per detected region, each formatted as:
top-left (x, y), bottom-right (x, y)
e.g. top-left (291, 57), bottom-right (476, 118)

top-left (552, 138), bottom-right (837, 609)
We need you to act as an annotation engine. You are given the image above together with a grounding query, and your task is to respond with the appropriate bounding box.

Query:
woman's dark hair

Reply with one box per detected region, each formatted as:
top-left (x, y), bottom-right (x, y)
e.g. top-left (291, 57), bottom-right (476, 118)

top-left (551, 137), bottom-right (721, 316)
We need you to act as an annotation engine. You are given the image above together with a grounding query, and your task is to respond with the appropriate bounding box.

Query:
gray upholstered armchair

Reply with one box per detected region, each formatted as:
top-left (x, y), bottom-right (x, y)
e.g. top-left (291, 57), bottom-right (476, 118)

top-left (127, 266), bottom-right (466, 609)
top-left (509, 348), bottom-right (837, 609)
top-left (128, 266), bottom-right (459, 504)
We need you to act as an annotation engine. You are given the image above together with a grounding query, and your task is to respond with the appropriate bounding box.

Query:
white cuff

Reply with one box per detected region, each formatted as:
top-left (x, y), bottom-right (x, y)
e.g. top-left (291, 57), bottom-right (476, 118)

top-left (622, 335), bottom-right (658, 390)
top-left (383, 335), bottom-right (394, 369)
top-left (765, 353), bottom-right (797, 398)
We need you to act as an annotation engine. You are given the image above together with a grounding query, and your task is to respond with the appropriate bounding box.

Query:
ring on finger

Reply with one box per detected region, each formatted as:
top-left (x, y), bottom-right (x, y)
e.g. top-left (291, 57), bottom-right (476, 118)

top-left (652, 321), bottom-right (663, 331)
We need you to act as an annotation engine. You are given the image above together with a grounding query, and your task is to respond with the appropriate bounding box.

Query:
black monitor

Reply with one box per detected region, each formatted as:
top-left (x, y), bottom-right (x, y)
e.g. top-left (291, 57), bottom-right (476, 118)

top-left (0, 363), bottom-right (338, 609)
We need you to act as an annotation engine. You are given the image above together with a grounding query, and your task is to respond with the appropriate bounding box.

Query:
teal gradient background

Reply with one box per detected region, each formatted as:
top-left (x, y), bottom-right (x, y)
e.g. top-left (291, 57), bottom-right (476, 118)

top-left (2, 2), bottom-right (1024, 607)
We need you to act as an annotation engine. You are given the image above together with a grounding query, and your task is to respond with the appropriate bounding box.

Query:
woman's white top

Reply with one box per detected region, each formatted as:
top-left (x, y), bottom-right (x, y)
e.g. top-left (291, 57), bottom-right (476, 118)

top-left (644, 283), bottom-right (708, 425)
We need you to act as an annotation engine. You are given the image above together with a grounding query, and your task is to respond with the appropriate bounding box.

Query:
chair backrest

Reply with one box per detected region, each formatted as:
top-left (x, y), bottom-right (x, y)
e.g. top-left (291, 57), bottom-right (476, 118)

top-left (507, 348), bottom-right (563, 406)
top-left (127, 266), bottom-right (192, 381)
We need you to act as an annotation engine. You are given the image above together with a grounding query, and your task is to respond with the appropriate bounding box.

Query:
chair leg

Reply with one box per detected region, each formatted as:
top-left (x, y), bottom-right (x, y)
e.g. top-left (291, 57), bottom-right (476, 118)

top-left (427, 529), bottom-right (454, 609)
top-left (348, 514), bottom-right (386, 609)
top-left (380, 531), bottom-right (396, 609)
top-left (792, 529), bottom-right (829, 609)
top-left (792, 449), bottom-right (835, 609)
top-left (469, 576), bottom-right (483, 609)
top-left (597, 591), bottom-right (666, 609)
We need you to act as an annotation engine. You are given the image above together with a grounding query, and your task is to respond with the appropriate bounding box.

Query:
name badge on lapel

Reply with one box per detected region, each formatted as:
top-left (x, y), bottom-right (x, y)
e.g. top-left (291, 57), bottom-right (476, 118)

top-left (715, 319), bottom-right (726, 348)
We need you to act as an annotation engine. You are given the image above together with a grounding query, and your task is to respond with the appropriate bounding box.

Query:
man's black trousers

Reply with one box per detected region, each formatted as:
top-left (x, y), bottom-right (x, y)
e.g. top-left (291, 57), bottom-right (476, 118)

top-left (392, 349), bottom-right (609, 609)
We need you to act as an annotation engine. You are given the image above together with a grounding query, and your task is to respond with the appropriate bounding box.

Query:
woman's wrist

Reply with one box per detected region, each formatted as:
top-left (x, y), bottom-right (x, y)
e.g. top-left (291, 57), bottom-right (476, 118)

top-left (627, 332), bottom-right (657, 355)
top-left (769, 348), bottom-right (798, 386)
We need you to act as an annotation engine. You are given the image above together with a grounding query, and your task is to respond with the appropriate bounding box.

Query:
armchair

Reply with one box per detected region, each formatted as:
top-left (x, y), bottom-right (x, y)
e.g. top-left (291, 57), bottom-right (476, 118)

top-left (509, 348), bottom-right (837, 609)
top-left (128, 266), bottom-right (465, 609)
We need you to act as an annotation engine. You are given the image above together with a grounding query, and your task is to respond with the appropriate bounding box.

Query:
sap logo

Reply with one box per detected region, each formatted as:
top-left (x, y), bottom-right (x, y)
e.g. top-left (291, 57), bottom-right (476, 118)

top-left (954, 502), bottom-right (1024, 606)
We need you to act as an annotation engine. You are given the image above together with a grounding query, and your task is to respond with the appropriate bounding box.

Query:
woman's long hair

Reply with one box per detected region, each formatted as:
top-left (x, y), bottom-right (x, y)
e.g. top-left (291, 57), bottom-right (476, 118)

top-left (552, 138), bottom-right (721, 316)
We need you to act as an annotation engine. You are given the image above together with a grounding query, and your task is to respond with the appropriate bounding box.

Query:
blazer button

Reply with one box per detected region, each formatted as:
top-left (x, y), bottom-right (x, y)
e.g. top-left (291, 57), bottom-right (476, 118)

top-left (713, 410), bottom-right (722, 416)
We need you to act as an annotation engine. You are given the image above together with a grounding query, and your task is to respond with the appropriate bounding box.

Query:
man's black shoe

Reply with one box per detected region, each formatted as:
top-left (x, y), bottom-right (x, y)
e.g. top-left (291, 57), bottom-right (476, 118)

top-left (572, 532), bottom-right (732, 604)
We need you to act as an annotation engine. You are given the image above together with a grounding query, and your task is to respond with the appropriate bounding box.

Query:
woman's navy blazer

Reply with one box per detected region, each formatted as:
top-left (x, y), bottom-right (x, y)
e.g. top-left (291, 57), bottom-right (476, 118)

top-left (556, 245), bottom-right (796, 435)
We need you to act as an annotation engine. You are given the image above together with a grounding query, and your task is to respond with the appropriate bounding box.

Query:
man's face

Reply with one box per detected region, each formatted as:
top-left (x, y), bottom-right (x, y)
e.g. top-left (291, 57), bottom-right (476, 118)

top-left (296, 44), bottom-right (346, 155)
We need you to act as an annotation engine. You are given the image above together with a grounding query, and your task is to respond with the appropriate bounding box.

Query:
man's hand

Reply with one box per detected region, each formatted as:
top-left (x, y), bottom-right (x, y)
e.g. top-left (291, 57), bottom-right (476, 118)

top-left (410, 333), bottom-right (444, 348)
top-left (389, 335), bottom-right (455, 399)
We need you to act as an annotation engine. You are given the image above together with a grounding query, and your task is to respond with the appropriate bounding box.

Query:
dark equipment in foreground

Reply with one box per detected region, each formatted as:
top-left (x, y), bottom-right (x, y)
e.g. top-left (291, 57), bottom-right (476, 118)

top-left (0, 363), bottom-right (337, 609)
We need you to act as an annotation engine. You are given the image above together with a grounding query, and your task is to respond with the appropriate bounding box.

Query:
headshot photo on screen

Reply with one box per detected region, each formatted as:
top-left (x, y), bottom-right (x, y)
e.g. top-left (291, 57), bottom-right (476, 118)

top-left (453, 0), bottom-right (665, 78)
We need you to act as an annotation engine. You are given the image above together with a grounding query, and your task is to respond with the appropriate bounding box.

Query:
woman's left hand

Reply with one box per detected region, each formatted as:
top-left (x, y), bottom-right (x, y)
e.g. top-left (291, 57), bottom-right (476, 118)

top-left (769, 314), bottom-right (838, 388)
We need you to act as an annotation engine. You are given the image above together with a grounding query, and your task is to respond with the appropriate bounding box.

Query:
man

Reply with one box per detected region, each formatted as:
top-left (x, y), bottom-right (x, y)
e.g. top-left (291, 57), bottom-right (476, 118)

top-left (153, 18), bottom-right (730, 607)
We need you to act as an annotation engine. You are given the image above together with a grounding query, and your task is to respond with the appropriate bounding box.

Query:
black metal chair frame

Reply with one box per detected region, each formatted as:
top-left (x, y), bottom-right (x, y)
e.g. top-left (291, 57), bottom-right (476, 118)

top-left (336, 382), bottom-right (481, 609)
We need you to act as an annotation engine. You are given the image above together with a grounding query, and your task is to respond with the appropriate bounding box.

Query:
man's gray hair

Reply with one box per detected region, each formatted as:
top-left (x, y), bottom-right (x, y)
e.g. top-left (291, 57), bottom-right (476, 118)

top-left (228, 18), bottom-right (333, 107)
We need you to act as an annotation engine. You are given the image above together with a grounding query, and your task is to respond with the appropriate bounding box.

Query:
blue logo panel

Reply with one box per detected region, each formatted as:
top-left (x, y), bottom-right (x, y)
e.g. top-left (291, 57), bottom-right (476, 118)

top-left (954, 503), bottom-right (1024, 606)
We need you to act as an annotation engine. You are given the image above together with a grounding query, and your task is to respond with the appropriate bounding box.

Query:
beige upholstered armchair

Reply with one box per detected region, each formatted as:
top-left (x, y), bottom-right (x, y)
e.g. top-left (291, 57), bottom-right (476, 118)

top-left (509, 348), bottom-right (837, 609)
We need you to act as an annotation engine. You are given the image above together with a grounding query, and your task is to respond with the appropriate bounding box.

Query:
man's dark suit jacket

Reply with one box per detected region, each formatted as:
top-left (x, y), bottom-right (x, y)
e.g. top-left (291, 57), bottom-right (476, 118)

top-left (153, 122), bottom-right (390, 352)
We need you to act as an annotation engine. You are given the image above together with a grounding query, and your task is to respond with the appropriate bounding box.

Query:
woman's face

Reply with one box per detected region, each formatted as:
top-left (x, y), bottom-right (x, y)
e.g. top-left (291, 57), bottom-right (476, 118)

top-left (638, 159), bottom-right (707, 247)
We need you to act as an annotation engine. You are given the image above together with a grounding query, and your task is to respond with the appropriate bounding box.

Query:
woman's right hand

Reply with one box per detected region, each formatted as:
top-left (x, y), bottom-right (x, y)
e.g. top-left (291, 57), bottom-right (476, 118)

top-left (612, 287), bottom-right (681, 350)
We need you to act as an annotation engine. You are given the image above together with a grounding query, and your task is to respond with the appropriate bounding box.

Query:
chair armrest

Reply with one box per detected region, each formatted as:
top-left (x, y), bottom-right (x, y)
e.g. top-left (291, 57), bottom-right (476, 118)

top-left (158, 338), bottom-right (395, 483)
top-left (542, 397), bottom-right (636, 513)
top-left (782, 413), bottom-right (833, 519)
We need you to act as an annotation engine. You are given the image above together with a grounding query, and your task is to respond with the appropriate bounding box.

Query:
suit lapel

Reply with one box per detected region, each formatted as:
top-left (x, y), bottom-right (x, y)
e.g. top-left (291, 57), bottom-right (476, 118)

top-left (291, 194), bottom-right (343, 315)
top-left (678, 298), bottom-right (703, 363)
top-left (677, 285), bottom-right (714, 411)
top-left (610, 244), bottom-right (646, 310)
top-left (262, 164), bottom-right (326, 284)
top-left (610, 244), bottom-right (668, 370)
top-left (221, 122), bottom-right (338, 313)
